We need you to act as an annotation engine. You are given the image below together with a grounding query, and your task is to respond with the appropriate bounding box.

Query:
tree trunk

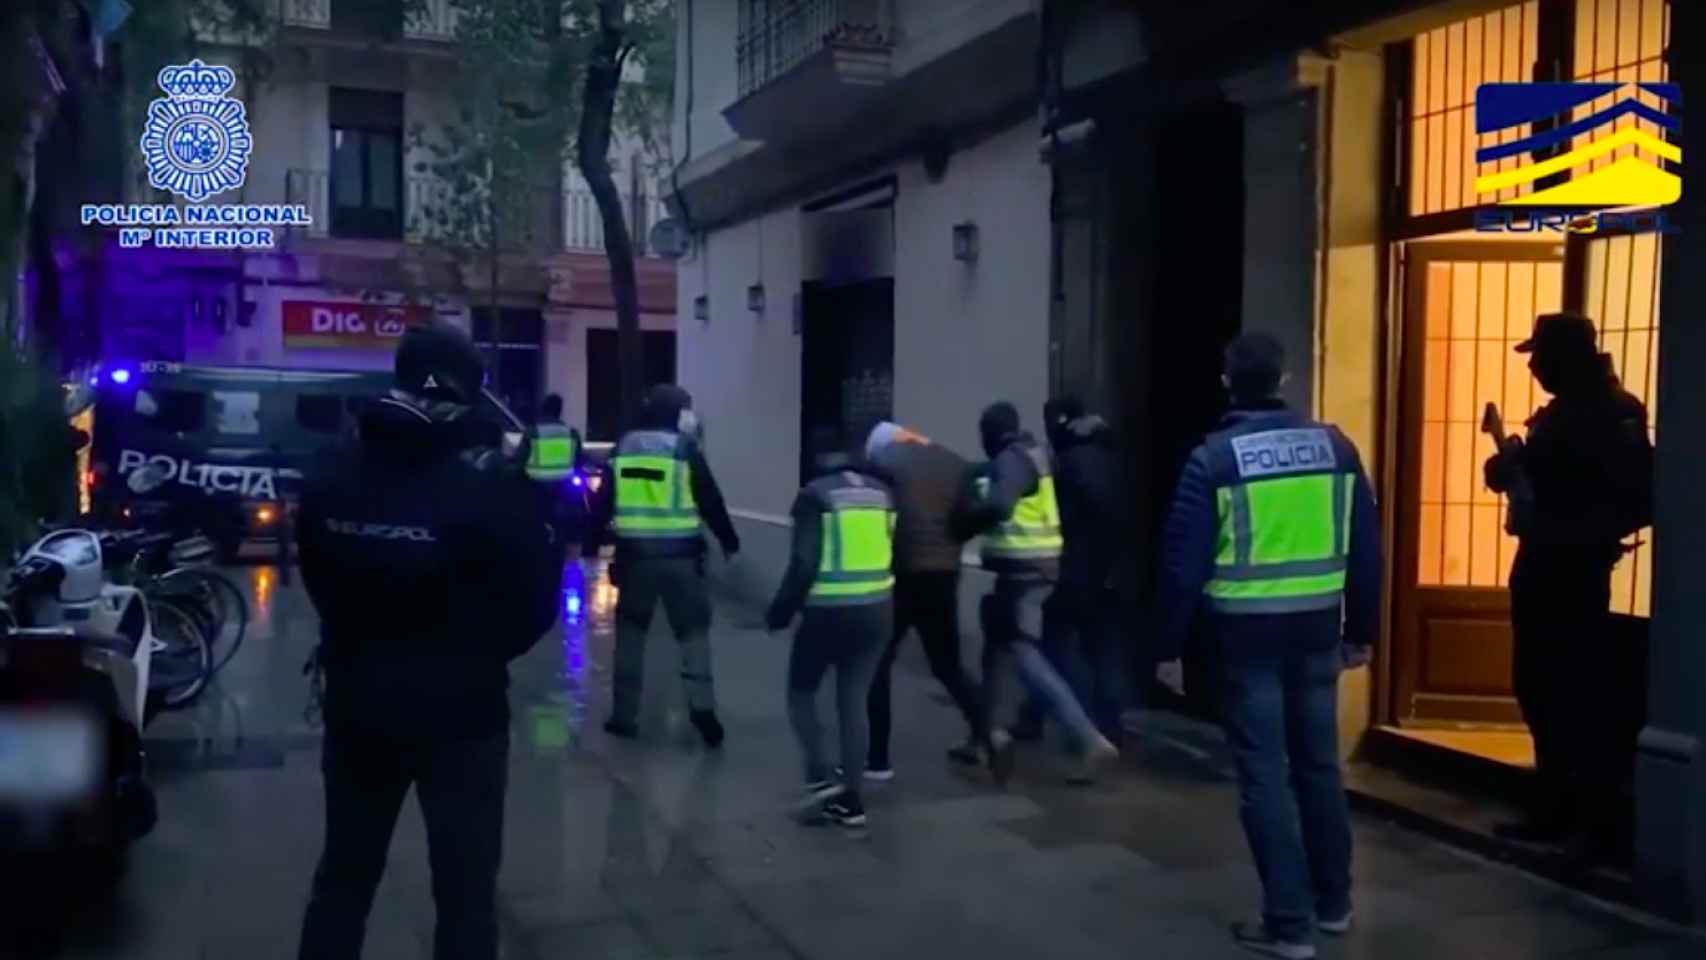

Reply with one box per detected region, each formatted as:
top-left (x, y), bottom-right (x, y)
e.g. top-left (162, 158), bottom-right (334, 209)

top-left (578, 0), bottom-right (643, 432)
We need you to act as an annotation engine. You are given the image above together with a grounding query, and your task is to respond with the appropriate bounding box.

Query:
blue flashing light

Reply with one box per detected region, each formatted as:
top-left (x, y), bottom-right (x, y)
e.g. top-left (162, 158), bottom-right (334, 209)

top-left (571, 473), bottom-right (584, 487)
top-left (88, 377), bottom-right (99, 387)
top-left (564, 591), bottom-right (583, 617)
top-left (109, 368), bottom-right (132, 385)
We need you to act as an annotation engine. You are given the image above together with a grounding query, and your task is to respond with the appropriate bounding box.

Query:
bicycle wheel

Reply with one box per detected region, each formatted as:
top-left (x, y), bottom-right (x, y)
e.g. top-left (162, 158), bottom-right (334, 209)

top-left (146, 598), bottom-right (211, 712)
top-left (155, 568), bottom-right (247, 675)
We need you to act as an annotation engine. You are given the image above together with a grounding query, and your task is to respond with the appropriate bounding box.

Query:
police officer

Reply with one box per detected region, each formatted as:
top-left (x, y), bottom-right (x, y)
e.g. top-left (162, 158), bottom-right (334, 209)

top-left (296, 322), bottom-right (561, 960)
top-left (528, 393), bottom-right (582, 552)
top-left (955, 401), bottom-right (1119, 785)
top-left (595, 384), bottom-right (740, 746)
top-left (1483, 311), bottom-right (1653, 864)
top-left (767, 425), bottom-right (895, 829)
top-left (1153, 333), bottom-right (1379, 959)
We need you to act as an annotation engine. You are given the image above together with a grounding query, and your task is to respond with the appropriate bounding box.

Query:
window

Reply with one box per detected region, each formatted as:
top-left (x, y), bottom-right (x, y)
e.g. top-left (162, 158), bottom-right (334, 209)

top-left (296, 395), bottom-right (347, 434)
top-left (135, 389), bottom-right (206, 434)
top-left (329, 88), bottom-right (404, 240)
top-left (212, 391), bottom-right (262, 435)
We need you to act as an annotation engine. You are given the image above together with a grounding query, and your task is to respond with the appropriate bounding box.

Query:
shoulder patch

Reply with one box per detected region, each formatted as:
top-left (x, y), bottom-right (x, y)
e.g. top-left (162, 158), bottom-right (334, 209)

top-left (1230, 428), bottom-right (1338, 479)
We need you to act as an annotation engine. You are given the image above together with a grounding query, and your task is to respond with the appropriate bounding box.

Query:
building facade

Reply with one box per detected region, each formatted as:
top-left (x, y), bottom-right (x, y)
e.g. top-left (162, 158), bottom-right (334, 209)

top-left (88, 0), bottom-right (675, 430)
top-left (1041, 0), bottom-right (1702, 923)
top-left (668, 0), bottom-right (1050, 601)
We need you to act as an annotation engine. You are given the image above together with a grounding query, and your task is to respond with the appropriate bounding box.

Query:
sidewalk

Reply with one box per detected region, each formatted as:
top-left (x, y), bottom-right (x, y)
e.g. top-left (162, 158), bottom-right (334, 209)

top-left (44, 562), bottom-right (1705, 959)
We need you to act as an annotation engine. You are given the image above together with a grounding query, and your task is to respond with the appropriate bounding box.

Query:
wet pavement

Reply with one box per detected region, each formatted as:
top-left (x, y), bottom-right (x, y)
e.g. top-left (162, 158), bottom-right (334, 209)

top-left (34, 561), bottom-right (1706, 959)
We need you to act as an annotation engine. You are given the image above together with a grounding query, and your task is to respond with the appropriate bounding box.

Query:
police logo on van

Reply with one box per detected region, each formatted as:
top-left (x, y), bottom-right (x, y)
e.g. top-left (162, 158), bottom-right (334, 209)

top-left (1230, 429), bottom-right (1337, 479)
top-left (117, 449), bottom-right (281, 500)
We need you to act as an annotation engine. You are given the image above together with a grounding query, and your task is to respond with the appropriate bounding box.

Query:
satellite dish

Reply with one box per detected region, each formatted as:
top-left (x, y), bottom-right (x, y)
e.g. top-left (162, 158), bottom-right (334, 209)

top-left (648, 218), bottom-right (692, 260)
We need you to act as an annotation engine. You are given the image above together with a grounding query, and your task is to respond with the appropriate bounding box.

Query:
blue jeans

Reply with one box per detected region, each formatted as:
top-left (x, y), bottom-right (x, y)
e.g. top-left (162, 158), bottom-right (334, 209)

top-left (1019, 585), bottom-right (1128, 742)
top-left (1220, 610), bottom-right (1352, 944)
top-left (982, 581), bottom-right (1101, 749)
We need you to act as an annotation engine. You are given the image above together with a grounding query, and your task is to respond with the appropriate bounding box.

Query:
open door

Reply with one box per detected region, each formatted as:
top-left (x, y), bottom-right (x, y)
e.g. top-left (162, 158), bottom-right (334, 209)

top-left (1391, 241), bottom-right (1564, 727)
top-left (798, 278), bottom-right (894, 485)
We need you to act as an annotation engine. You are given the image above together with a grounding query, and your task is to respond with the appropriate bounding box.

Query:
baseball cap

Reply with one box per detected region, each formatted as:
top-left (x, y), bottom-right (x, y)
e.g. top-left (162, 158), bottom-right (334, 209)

top-left (394, 321), bottom-right (486, 404)
top-left (1515, 312), bottom-right (1599, 356)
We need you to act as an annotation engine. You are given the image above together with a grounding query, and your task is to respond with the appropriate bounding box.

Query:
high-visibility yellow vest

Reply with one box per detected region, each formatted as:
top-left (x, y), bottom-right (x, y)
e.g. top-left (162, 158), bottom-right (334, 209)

top-left (980, 443), bottom-right (1063, 568)
top-left (527, 422), bottom-right (577, 482)
top-left (1205, 425), bottom-right (1354, 615)
top-left (806, 471), bottom-right (895, 606)
top-left (611, 430), bottom-right (701, 540)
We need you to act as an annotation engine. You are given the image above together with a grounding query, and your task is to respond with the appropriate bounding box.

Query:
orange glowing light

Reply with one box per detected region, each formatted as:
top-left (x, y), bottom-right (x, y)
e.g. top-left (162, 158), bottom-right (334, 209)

top-left (256, 506), bottom-right (276, 524)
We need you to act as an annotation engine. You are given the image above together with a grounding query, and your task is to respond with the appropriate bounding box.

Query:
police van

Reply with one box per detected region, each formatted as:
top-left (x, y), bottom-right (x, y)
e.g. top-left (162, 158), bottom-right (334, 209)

top-left (84, 362), bottom-right (527, 559)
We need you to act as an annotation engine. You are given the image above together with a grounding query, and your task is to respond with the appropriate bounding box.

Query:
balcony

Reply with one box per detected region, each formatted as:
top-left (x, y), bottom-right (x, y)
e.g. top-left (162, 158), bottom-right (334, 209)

top-left (284, 168), bottom-right (668, 255)
top-left (272, 0), bottom-right (458, 40)
top-left (726, 0), bottom-right (897, 144)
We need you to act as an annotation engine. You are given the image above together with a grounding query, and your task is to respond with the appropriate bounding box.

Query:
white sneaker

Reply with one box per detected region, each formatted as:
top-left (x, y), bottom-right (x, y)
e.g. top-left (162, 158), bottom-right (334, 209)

top-left (1067, 735), bottom-right (1120, 785)
top-left (1318, 910), bottom-right (1353, 935)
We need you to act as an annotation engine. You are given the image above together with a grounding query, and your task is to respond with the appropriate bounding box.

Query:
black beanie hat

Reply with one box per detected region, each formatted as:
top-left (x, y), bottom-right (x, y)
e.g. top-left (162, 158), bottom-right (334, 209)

top-left (395, 321), bottom-right (485, 405)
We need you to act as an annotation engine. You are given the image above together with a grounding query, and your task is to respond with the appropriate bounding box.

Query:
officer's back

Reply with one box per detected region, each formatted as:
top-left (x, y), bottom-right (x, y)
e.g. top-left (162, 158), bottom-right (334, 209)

top-left (298, 333), bottom-right (560, 744)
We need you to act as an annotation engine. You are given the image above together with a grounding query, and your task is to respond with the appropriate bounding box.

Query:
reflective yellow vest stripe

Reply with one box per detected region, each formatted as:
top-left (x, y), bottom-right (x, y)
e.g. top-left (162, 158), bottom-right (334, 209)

top-left (1206, 469), bottom-right (1354, 614)
top-left (611, 430), bottom-right (701, 539)
top-left (807, 473), bottom-right (895, 606)
top-left (527, 423), bottom-right (577, 482)
top-left (981, 444), bottom-right (1064, 565)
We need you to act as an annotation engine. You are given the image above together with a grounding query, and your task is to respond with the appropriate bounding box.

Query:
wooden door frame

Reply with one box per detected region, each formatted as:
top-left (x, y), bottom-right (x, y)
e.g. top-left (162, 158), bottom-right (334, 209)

top-left (1383, 239), bottom-right (1565, 727)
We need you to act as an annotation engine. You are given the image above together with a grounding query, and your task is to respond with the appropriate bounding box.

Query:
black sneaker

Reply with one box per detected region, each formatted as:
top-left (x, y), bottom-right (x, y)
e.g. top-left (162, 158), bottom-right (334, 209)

top-left (946, 738), bottom-right (984, 767)
top-left (1231, 922), bottom-right (1315, 959)
top-left (603, 718), bottom-right (638, 739)
top-left (690, 710), bottom-right (725, 748)
top-left (822, 792), bottom-right (867, 829)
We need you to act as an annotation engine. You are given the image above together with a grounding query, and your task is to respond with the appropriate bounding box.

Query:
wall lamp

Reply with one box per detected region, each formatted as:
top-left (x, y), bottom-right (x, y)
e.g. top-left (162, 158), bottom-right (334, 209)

top-left (693, 295), bottom-right (709, 325)
top-left (747, 283), bottom-right (766, 316)
top-left (953, 221), bottom-right (979, 263)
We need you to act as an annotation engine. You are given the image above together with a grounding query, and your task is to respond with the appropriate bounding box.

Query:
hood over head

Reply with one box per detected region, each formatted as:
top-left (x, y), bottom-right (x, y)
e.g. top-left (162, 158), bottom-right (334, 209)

top-left (979, 401), bottom-right (1021, 459)
top-left (640, 384), bottom-right (693, 431)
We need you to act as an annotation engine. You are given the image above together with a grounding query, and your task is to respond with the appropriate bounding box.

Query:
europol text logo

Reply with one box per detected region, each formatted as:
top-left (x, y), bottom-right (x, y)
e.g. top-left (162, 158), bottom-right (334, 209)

top-left (1473, 81), bottom-right (1682, 235)
top-left (140, 59), bottom-right (252, 202)
top-left (81, 59), bottom-right (310, 249)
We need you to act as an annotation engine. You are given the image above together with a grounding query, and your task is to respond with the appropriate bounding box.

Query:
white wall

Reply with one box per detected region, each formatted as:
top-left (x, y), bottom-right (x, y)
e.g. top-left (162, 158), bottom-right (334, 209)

top-left (892, 121), bottom-right (1052, 458)
top-left (892, 0), bottom-right (1036, 75)
top-left (671, 0), bottom-right (741, 164)
top-left (243, 78), bottom-right (324, 206)
top-left (676, 208), bottom-right (805, 521)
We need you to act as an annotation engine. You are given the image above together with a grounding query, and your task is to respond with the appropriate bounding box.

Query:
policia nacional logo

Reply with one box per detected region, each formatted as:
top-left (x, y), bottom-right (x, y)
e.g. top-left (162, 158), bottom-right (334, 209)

top-left (139, 59), bottom-right (253, 202)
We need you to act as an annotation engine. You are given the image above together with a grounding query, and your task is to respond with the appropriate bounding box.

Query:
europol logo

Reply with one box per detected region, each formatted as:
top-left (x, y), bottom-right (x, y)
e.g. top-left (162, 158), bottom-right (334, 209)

top-left (1473, 81), bottom-right (1685, 235)
top-left (139, 59), bottom-right (253, 202)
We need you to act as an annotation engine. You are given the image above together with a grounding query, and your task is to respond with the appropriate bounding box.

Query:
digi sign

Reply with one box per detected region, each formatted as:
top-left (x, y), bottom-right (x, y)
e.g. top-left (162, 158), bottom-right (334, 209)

top-left (282, 301), bottom-right (428, 349)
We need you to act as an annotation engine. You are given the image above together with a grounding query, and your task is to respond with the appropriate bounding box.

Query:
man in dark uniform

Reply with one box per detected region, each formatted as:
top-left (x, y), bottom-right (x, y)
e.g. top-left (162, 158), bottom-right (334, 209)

top-left (592, 384), bottom-right (740, 746)
top-left (1041, 395), bottom-right (1128, 744)
top-left (296, 322), bottom-right (561, 960)
top-left (768, 426), bottom-right (896, 829)
top-left (1484, 311), bottom-right (1653, 862)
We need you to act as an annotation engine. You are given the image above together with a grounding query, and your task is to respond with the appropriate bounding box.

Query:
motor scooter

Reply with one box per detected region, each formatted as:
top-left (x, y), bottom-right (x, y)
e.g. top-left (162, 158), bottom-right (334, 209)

top-left (0, 526), bottom-right (160, 876)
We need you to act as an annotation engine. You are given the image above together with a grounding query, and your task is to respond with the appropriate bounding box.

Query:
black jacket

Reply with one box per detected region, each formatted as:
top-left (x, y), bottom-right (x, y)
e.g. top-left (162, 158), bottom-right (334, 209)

top-left (767, 454), bottom-right (893, 628)
top-left (1048, 416), bottom-right (1123, 591)
top-left (1486, 361), bottom-right (1652, 549)
top-left (868, 439), bottom-right (971, 574)
top-left (298, 396), bottom-right (562, 743)
top-left (587, 395), bottom-right (740, 559)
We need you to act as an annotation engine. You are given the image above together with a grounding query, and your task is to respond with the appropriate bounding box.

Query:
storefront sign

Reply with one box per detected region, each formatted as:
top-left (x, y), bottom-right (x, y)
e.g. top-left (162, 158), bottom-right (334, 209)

top-left (282, 301), bottom-right (428, 350)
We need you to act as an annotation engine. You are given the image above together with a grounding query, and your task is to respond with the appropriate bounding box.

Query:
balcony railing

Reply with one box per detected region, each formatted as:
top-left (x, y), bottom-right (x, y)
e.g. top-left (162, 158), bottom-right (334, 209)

top-left (736, 0), bottom-right (896, 98)
top-left (403, 0), bottom-right (459, 41)
top-left (284, 169), bottom-right (667, 255)
top-left (280, 0), bottom-right (330, 29)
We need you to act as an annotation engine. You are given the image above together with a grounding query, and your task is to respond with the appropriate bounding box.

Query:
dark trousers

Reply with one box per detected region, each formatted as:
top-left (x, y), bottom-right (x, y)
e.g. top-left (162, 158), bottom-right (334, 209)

top-left (610, 555), bottom-right (715, 725)
top-left (789, 602), bottom-right (892, 793)
top-left (1220, 610), bottom-right (1352, 944)
top-left (299, 729), bottom-right (509, 960)
top-left (866, 571), bottom-right (988, 768)
top-left (1509, 544), bottom-right (1621, 837)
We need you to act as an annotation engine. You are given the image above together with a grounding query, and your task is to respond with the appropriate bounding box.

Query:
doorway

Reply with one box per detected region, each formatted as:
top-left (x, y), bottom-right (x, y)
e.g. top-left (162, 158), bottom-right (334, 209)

top-left (1386, 233), bottom-right (1660, 768)
top-left (799, 278), bottom-right (894, 485)
top-left (585, 329), bottom-right (676, 441)
top-left (471, 307), bottom-right (544, 418)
